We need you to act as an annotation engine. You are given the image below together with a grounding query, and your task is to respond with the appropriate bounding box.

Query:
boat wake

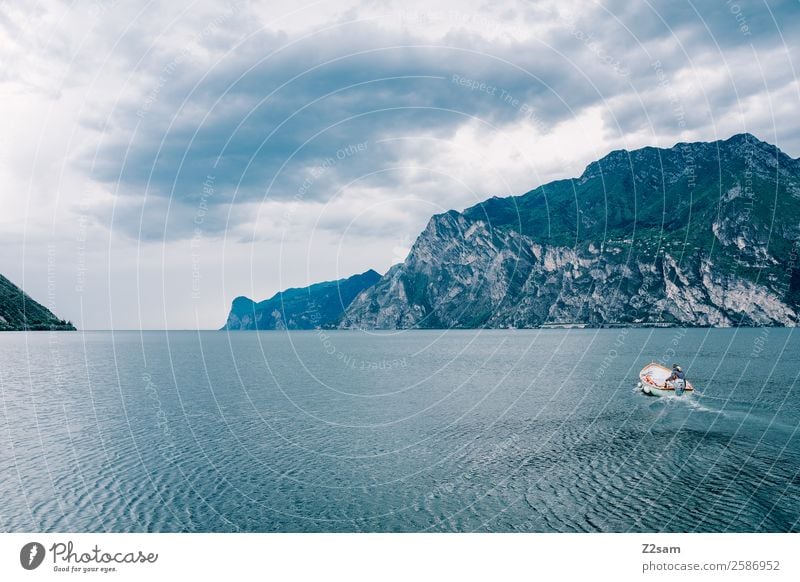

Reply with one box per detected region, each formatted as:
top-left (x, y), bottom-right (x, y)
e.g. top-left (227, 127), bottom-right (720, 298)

top-left (673, 395), bottom-right (717, 414)
top-left (639, 388), bottom-right (800, 447)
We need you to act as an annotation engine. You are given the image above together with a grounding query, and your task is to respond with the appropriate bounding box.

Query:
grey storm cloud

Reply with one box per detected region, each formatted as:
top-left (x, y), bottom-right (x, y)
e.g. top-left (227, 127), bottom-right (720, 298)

top-left (84, 22), bottom-right (623, 186)
top-left (78, 0), bottom-right (800, 240)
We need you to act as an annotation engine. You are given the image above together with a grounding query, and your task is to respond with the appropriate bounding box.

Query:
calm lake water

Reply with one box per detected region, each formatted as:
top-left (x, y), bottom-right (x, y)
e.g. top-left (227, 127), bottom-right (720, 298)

top-left (1, 329), bottom-right (798, 532)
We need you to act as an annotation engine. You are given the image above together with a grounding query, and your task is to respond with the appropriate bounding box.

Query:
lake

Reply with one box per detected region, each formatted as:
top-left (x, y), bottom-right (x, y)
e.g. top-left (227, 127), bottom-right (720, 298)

top-left (1, 328), bottom-right (798, 532)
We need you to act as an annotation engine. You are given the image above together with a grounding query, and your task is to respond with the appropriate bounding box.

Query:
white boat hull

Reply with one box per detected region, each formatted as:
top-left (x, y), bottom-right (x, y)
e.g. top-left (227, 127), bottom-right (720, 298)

top-left (639, 382), bottom-right (687, 397)
top-left (638, 363), bottom-right (694, 397)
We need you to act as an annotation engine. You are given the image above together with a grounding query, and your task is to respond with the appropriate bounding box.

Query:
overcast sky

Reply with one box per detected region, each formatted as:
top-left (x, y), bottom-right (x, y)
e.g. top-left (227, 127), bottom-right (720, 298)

top-left (1, 0), bottom-right (799, 329)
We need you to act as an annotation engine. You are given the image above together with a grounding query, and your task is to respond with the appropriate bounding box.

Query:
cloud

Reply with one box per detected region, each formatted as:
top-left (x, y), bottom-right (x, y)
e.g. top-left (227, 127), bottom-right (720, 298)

top-left (75, 1), bottom-right (798, 232)
top-left (73, 6), bottom-right (670, 239)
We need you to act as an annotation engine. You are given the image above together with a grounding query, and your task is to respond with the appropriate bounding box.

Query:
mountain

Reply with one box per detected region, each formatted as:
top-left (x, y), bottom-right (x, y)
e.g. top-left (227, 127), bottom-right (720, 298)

top-left (223, 269), bottom-right (381, 330)
top-left (340, 133), bottom-right (800, 328)
top-left (0, 273), bottom-right (75, 331)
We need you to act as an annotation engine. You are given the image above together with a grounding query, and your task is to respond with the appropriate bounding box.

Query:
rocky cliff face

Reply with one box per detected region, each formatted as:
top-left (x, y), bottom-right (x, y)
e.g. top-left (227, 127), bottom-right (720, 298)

top-left (0, 274), bottom-right (75, 331)
top-left (223, 269), bottom-right (381, 330)
top-left (340, 134), bottom-right (800, 328)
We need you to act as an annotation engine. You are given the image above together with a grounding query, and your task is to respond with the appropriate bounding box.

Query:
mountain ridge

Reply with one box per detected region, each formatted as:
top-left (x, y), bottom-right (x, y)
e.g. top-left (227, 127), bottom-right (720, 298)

top-left (339, 133), bottom-right (800, 329)
top-left (223, 269), bottom-right (381, 330)
top-left (0, 273), bottom-right (75, 331)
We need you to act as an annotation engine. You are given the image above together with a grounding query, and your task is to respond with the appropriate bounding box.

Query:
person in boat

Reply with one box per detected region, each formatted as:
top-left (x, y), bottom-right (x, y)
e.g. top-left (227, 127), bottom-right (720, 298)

top-left (666, 364), bottom-right (686, 395)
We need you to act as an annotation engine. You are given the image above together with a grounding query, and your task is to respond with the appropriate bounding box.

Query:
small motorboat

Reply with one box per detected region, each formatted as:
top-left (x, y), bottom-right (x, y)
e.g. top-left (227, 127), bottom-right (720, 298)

top-left (637, 362), bottom-right (694, 397)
